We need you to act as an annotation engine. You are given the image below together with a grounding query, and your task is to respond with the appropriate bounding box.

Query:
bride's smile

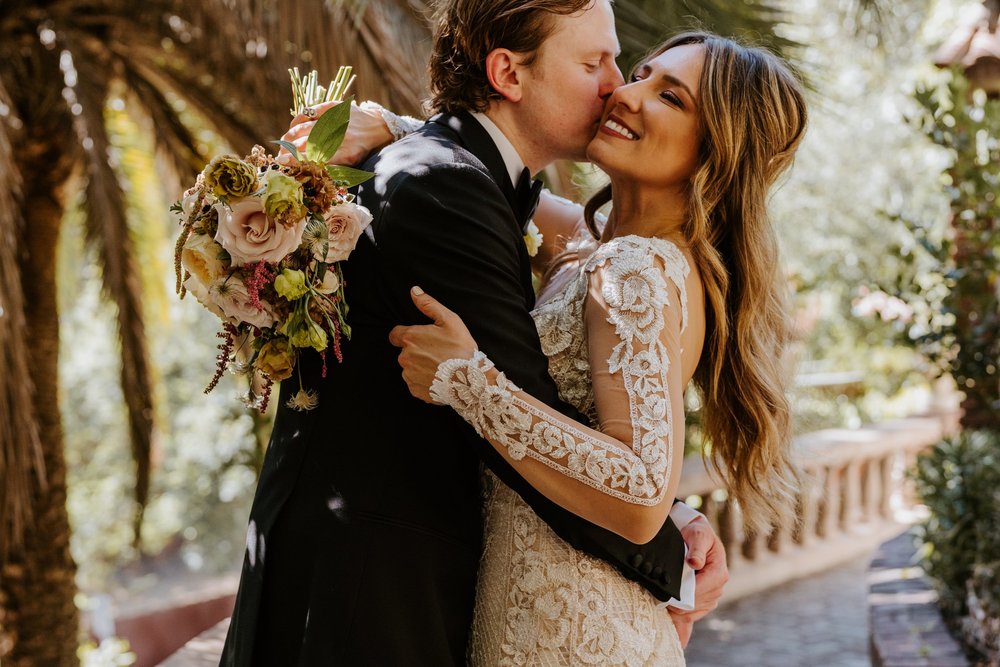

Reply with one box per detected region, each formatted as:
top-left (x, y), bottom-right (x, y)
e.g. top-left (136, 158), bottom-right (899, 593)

top-left (588, 43), bottom-right (704, 198)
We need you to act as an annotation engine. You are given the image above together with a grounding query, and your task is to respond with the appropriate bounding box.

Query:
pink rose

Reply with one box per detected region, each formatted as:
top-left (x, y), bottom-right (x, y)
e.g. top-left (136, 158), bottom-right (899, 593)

top-left (214, 197), bottom-right (307, 267)
top-left (213, 275), bottom-right (280, 329)
top-left (322, 202), bottom-right (373, 263)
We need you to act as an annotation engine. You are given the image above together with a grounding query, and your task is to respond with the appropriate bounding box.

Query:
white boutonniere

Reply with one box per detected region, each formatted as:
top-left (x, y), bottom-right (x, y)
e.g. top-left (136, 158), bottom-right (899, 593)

top-left (523, 220), bottom-right (543, 258)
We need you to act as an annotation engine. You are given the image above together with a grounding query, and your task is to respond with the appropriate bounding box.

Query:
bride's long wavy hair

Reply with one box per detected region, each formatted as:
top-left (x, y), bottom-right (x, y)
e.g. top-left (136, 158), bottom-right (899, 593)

top-left (583, 32), bottom-right (807, 534)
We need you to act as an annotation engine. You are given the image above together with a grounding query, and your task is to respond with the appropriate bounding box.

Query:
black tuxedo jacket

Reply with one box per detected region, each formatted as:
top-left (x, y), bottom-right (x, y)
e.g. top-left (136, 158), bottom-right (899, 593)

top-left (221, 111), bottom-right (686, 666)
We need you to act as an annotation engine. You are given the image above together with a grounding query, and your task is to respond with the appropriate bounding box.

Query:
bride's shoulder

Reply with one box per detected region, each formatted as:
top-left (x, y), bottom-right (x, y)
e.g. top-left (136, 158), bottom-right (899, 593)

top-left (583, 235), bottom-right (691, 282)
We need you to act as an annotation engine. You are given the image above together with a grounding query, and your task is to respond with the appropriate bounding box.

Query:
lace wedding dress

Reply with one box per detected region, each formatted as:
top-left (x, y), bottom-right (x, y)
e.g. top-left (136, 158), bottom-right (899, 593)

top-left (431, 234), bottom-right (692, 666)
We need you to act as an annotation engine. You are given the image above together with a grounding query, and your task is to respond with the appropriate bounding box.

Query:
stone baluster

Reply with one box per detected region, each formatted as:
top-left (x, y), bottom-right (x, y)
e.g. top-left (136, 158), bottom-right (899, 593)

top-left (841, 460), bottom-right (864, 531)
top-left (817, 465), bottom-right (842, 539)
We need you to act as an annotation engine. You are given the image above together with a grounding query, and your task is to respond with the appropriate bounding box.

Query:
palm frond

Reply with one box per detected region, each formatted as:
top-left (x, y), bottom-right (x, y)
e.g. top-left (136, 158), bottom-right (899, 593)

top-left (120, 65), bottom-right (205, 184)
top-left (0, 78), bottom-right (47, 558)
top-left (255, 0), bottom-right (432, 115)
top-left (614, 0), bottom-right (799, 70)
top-left (65, 40), bottom-right (154, 547)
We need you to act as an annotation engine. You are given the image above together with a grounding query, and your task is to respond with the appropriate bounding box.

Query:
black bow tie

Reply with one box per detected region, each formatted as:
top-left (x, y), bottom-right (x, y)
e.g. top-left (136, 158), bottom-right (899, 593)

top-left (513, 167), bottom-right (543, 232)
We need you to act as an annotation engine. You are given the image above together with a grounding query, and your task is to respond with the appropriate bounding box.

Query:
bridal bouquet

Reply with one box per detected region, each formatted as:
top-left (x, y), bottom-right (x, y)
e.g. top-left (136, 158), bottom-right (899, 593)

top-left (174, 68), bottom-right (373, 411)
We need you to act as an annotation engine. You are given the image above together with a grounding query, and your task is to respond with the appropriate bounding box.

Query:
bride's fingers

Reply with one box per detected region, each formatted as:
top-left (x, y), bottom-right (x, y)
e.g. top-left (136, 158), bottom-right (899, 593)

top-left (288, 100), bottom-right (344, 127)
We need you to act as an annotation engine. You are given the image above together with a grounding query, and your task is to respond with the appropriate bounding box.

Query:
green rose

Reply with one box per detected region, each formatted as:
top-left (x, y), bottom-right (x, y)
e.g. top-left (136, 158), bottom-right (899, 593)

top-left (281, 310), bottom-right (328, 352)
top-left (256, 337), bottom-right (295, 381)
top-left (203, 155), bottom-right (258, 199)
top-left (262, 171), bottom-right (307, 227)
top-left (274, 268), bottom-right (309, 301)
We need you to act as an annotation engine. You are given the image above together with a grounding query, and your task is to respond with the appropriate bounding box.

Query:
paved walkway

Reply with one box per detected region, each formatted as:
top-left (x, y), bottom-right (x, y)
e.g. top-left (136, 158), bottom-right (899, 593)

top-left (162, 553), bottom-right (876, 666)
top-left (685, 551), bottom-right (873, 667)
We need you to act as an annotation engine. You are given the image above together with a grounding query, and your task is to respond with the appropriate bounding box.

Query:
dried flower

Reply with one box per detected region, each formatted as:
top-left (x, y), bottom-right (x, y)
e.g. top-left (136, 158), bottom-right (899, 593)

top-left (287, 160), bottom-right (338, 215)
top-left (286, 388), bottom-right (319, 411)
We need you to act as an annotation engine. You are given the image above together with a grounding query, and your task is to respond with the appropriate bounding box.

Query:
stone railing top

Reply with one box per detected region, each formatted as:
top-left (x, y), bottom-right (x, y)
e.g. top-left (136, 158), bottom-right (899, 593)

top-left (677, 410), bottom-right (960, 497)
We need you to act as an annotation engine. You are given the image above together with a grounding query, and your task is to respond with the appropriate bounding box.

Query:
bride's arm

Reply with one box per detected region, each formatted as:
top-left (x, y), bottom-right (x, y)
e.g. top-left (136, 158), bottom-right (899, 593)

top-left (390, 246), bottom-right (689, 544)
top-left (529, 190), bottom-right (590, 274)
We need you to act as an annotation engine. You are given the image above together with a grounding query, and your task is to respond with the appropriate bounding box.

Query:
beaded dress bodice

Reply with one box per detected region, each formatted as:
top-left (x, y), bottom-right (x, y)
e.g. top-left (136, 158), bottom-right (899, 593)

top-left (466, 235), bottom-right (689, 667)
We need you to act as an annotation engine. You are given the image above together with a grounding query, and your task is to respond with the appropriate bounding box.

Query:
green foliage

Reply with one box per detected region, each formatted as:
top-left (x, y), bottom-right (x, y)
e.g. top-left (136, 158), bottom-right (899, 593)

top-left (766, 1), bottom-right (951, 431)
top-left (891, 74), bottom-right (1000, 430)
top-left (305, 95), bottom-right (354, 164)
top-left (912, 430), bottom-right (1000, 618)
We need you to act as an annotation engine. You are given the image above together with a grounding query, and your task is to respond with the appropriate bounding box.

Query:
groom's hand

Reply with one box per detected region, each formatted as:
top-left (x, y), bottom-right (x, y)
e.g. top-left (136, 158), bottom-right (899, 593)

top-left (388, 287), bottom-right (478, 403)
top-left (667, 516), bottom-right (729, 647)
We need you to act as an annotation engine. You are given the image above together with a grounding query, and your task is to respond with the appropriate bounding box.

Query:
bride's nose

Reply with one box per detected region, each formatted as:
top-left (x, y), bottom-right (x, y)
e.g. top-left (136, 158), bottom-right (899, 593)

top-left (607, 80), bottom-right (642, 114)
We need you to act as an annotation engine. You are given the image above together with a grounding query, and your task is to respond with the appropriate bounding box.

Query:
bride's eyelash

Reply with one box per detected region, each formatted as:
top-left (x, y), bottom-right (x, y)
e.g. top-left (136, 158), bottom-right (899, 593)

top-left (629, 74), bottom-right (684, 108)
top-left (661, 91), bottom-right (683, 107)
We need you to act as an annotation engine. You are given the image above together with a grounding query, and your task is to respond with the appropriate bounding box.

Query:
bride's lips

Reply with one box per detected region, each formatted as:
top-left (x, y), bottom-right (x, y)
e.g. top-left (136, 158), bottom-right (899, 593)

top-left (599, 113), bottom-right (640, 141)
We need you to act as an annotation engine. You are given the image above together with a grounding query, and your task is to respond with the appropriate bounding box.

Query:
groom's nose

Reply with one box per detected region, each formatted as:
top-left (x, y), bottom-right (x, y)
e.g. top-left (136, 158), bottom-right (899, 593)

top-left (599, 62), bottom-right (625, 99)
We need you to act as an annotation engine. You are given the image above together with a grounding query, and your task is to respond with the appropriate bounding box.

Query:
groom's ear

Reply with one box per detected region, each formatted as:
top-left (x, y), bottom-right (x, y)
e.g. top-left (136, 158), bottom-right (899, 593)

top-left (485, 48), bottom-right (525, 103)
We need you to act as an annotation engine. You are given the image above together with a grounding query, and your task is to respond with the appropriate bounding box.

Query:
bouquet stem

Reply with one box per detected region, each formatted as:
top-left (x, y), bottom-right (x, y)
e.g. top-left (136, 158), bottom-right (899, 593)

top-left (289, 67), bottom-right (356, 116)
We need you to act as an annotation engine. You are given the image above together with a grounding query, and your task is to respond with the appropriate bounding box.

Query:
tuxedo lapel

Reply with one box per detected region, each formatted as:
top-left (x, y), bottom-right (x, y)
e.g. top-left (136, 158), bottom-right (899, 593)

top-left (427, 111), bottom-right (537, 307)
top-left (428, 112), bottom-right (518, 211)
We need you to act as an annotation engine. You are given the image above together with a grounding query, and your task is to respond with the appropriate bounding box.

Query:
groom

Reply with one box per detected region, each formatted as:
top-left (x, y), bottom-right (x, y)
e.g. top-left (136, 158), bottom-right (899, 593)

top-left (222, 0), bottom-right (726, 664)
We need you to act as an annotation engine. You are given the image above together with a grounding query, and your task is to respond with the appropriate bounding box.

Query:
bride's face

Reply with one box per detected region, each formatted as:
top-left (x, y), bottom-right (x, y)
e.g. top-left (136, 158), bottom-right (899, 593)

top-left (586, 44), bottom-right (705, 190)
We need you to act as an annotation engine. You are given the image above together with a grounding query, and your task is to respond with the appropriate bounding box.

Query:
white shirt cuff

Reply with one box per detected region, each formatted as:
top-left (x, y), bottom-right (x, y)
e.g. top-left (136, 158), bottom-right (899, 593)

top-left (656, 502), bottom-right (704, 611)
top-left (668, 500), bottom-right (704, 529)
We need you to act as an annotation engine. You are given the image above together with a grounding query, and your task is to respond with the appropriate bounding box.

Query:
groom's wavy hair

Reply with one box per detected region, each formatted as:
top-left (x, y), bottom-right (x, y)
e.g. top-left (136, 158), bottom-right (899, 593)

top-left (427, 0), bottom-right (594, 113)
top-left (583, 32), bottom-right (807, 536)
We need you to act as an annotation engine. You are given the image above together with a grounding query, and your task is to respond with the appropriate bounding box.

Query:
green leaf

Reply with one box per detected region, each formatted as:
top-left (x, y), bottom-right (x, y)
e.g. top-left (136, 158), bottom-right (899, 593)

top-left (325, 165), bottom-right (374, 187)
top-left (272, 140), bottom-right (301, 159)
top-left (305, 97), bottom-right (353, 164)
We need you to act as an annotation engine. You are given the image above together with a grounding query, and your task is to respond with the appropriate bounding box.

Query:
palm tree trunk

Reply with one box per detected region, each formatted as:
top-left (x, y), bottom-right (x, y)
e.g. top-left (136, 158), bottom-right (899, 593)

top-left (0, 146), bottom-right (79, 666)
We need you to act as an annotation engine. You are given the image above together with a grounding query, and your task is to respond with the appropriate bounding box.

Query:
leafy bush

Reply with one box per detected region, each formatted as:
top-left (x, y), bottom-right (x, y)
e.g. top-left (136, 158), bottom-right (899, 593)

top-left (912, 430), bottom-right (1000, 619)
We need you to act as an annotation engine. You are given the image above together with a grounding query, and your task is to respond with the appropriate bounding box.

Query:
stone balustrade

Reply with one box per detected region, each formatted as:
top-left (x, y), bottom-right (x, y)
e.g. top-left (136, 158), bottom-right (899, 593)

top-left (157, 409), bottom-right (962, 664)
top-left (675, 409), bottom-right (961, 602)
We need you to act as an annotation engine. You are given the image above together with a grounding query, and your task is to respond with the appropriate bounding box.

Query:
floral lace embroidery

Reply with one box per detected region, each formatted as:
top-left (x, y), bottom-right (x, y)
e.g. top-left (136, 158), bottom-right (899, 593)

top-left (468, 236), bottom-right (690, 667)
top-left (431, 236), bottom-right (689, 506)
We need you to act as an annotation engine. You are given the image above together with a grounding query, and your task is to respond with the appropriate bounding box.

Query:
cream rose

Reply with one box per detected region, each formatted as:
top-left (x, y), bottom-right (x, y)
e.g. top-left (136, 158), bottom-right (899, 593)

top-left (322, 202), bottom-right (372, 263)
top-left (181, 232), bottom-right (230, 290)
top-left (214, 275), bottom-right (280, 329)
top-left (181, 189), bottom-right (206, 217)
top-left (214, 197), bottom-right (307, 267)
top-left (182, 272), bottom-right (227, 321)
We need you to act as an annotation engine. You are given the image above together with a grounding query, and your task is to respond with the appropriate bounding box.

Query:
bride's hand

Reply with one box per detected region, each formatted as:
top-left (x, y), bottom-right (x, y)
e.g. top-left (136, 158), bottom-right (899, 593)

top-left (388, 287), bottom-right (478, 403)
top-left (277, 100), bottom-right (393, 166)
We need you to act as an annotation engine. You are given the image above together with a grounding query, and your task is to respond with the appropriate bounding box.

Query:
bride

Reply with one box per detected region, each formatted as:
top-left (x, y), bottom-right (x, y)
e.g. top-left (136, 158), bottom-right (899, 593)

top-left (385, 32), bottom-right (807, 665)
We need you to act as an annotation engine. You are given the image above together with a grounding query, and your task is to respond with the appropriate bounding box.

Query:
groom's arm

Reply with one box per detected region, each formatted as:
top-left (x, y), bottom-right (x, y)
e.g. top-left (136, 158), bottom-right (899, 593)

top-left (375, 164), bottom-right (687, 601)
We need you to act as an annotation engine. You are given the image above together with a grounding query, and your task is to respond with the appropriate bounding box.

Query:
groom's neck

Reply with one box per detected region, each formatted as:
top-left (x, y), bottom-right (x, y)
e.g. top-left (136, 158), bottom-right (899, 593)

top-left (482, 104), bottom-right (551, 177)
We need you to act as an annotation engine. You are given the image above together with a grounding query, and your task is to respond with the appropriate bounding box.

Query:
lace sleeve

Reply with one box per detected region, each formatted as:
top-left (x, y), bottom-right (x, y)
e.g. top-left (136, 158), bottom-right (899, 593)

top-left (429, 237), bottom-right (690, 507)
top-left (358, 100), bottom-right (424, 140)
